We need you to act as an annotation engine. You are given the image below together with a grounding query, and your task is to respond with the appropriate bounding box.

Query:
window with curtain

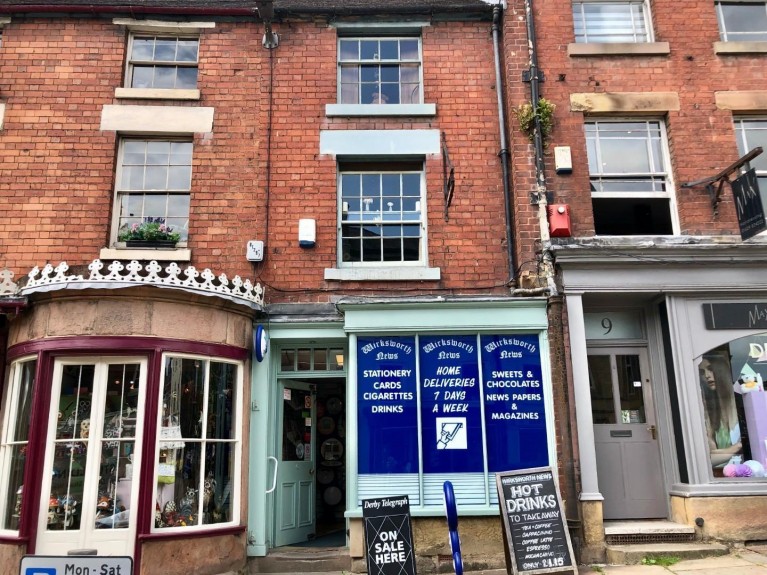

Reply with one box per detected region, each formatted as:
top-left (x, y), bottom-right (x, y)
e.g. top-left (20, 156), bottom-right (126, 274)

top-left (572, 1), bottom-right (651, 43)
top-left (716, 2), bottom-right (767, 42)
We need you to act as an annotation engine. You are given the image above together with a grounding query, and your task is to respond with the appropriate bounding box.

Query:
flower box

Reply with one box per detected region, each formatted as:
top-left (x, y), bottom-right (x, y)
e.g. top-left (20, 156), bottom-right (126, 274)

top-left (125, 240), bottom-right (177, 249)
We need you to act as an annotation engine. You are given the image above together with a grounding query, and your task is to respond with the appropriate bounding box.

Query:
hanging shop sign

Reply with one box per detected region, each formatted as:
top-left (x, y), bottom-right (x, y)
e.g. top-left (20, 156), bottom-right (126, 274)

top-left (732, 168), bottom-right (766, 241)
top-left (496, 467), bottom-right (575, 575)
top-left (363, 495), bottom-right (417, 575)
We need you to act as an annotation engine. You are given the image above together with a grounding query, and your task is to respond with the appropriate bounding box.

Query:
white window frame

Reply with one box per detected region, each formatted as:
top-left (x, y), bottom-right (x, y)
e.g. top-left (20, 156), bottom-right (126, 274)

top-left (0, 18), bottom-right (9, 128)
top-left (113, 19), bottom-right (214, 100)
top-left (716, 1), bottom-right (767, 42)
top-left (586, 118), bottom-right (679, 235)
top-left (337, 163), bottom-right (427, 269)
top-left (0, 357), bottom-right (36, 536)
top-left (151, 353), bottom-right (243, 533)
top-left (572, 0), bottom-right (653, 43)
top-left (734, 117), bottom-right (767, 230)
top-left (336, 36), bottom-right (424, 105)
top-left (111, 137), bottom-right (193, 247)
top-left (326, 22), bottom-right (436, 117)
top-left (125, 33), bottom-right (199, 90)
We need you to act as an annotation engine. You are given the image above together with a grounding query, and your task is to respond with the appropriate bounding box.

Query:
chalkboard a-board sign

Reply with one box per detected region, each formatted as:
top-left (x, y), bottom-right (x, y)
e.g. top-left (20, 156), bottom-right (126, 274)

top-left (363, 495), bottom-right (417, 575)
top-left (496, 467), bottom-right (575, 575)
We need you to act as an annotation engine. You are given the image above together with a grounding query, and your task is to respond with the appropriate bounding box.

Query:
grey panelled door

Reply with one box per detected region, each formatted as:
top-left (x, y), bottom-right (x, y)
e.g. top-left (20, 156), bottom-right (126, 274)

top-left (588, 349), bottom-right (666, 519)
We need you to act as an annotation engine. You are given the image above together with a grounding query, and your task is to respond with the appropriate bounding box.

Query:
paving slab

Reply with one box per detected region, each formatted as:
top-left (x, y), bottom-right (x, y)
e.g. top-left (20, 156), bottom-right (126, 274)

top-left (579, 564), bottom-right (668, 574)
top-left (670, 554), bottom-right (758, 571)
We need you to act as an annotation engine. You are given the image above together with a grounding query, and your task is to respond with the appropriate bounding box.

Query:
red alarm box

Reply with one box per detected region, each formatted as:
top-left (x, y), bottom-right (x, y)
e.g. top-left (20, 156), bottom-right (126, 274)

top-left (548, 204), bottom-right (572, 237)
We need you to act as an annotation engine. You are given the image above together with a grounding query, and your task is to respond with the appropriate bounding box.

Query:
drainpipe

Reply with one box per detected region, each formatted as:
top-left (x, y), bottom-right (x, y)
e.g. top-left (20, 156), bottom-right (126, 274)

top-left (524, 0), bottom-right (557, 297)
top-left (492, 5), bottom-right (517, 284)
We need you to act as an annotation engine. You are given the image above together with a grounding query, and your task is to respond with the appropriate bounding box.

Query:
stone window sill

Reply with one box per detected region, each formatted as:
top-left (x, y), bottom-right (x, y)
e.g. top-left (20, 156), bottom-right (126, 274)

top-left (714, 41), bottom-right (767, 54)
top-left (99, 247), bottom-right (192, 262)
top-left (325, 103), bottom-right (436, 117)
top-left (115, 88), bottom-right (201, 100)
top-left (568, 42), bottom-right (670, 57)
top-left (324, 267), bottom-right (440, 281)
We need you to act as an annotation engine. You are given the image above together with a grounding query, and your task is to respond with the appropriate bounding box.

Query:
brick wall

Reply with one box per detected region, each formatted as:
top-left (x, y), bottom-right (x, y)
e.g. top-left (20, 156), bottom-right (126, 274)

top-left (0, 14), bottom-right (517, 304)
top-left (510, 0), bottom-right (766, 238)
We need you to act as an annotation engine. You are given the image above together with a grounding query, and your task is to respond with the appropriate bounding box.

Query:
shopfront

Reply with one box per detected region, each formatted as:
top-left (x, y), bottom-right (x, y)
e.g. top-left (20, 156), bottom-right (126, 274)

top-left (554, 239), bottom-right (767, 560)
top-left (247, 296), bottom-right (557, 570)
top-left (0, 260), bottom-right (262, 575)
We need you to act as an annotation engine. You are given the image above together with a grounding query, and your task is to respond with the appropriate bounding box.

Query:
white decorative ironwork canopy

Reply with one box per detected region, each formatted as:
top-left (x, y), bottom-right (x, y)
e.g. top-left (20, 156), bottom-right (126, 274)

top-left (5, 260), bottom-right (264, 310)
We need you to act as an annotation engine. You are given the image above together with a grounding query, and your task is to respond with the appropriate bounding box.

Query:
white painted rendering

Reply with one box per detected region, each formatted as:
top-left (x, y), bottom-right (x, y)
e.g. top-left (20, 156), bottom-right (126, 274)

top-left (100, 105), bottom-right (214, 135)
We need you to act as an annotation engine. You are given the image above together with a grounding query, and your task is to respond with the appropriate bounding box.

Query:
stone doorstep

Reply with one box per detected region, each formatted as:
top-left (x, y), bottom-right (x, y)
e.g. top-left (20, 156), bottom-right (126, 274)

top-left (604, 520), bottom-right (696, 537)
top-left (605, 542), bottom-right (730, 565)
top-left (247, 549), bottom-right (352, 574)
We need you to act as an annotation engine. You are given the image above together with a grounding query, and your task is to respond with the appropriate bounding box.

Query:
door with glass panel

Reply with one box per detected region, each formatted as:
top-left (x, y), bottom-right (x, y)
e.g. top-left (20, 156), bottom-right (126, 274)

top-left (588, 348), bottom-right (666, 519)
top-left (274, 380), bottom-right (315, 547)
top-left (36, 358), bottom-right (146, 556)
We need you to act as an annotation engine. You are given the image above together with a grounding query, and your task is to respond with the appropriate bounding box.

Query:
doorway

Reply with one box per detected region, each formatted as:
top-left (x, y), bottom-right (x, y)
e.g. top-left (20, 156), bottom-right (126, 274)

top-left (273, 377), bottom-right (346, 548)
top-left (587, 348), bottom-right (666, 519)
top-left (36, 358), bottom-right (147, 556)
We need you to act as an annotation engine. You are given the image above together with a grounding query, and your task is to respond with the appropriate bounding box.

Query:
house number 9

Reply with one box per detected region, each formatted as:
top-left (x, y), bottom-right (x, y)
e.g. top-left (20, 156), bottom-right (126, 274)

top-left (601, 318), bottom-right (613, 335)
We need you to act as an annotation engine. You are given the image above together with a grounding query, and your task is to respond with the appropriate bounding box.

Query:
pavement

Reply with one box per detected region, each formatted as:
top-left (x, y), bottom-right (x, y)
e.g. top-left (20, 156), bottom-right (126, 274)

top-left (439, 548), bottom-right (767, 575)
top-left (578, 547), bottom-right (767, 575)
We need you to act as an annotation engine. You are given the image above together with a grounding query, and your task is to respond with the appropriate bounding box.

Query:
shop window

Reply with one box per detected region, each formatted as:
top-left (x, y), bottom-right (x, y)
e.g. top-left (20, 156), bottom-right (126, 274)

top-left (716, 2), bottom-right (767, 42)
top-left (697, 334), bottom-right (767, 479)
top-left (586, 119), bottom-right (675, 235)
top-left (113, 138), bottom-right (192, 246)
top-left (572, 1), bottom-right (652, 43)
top-left (154, 356), bottom-right (241, 530)
top-left (735, 118), bottom-right (767, 229)
top-left (339, 161), bottom-right (425, 266)
top-left (338, 36), bottom-right (422, 105)
top-left (356, 334), bottom-right (548, 509)
top-left (126, 34), bottom-right (199, 89)
top-left (0, 359), bottom-right (36, 533)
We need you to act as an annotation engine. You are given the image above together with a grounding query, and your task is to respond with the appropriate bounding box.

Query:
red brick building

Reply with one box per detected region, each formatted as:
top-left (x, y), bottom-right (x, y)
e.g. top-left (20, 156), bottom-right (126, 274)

top-left (0, 1), bottom-right (576, 574)
top-left (507, 0), bottom-right (767, 562)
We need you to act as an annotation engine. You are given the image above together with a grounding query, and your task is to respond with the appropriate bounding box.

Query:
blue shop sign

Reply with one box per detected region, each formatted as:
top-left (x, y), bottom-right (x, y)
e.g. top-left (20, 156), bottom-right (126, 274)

top-left (357, 337), bottom-right (418, 474)
top-left (481, 334), bottom-right (548, 471)
top-left (419, 335), bottom-right (483, 473)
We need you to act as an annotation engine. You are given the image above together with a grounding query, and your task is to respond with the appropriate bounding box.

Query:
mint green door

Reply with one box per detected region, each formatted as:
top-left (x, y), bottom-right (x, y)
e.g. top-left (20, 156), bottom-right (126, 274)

top-left (274, 380), bottom-right (315, 546)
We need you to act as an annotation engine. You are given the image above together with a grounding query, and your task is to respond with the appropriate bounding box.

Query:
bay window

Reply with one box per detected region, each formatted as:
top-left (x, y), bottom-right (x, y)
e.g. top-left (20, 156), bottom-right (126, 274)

top-left (0, 359), bottom-right (36, 532)
top-left (154, 355), bottom-right (241, 530)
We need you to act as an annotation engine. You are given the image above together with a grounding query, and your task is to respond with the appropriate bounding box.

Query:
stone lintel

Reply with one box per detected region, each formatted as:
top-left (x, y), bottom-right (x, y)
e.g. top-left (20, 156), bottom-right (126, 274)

top-left (570, 92), bottom-right (680, 114)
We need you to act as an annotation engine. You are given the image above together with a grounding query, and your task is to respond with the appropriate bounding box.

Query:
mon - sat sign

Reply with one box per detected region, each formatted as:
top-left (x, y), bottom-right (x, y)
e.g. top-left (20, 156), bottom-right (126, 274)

top-left (20, 556), bottom-right (132, 575)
